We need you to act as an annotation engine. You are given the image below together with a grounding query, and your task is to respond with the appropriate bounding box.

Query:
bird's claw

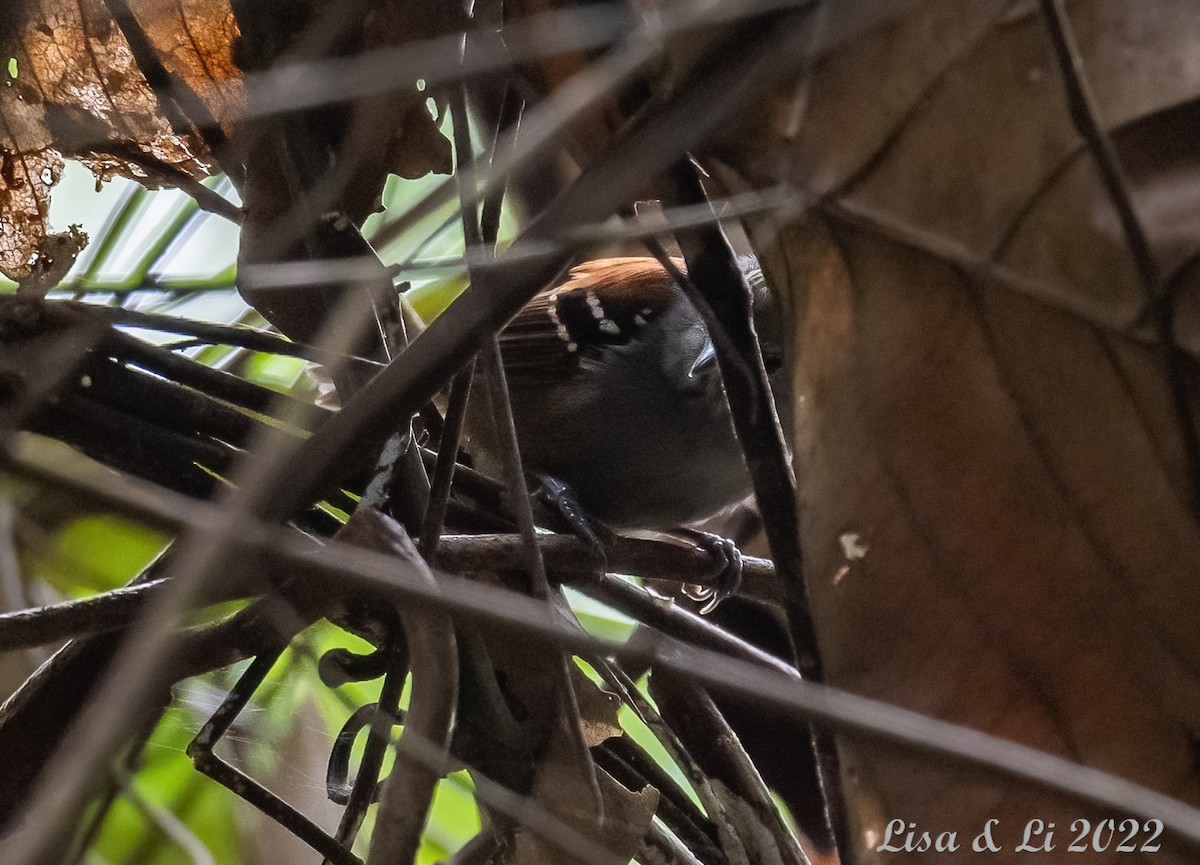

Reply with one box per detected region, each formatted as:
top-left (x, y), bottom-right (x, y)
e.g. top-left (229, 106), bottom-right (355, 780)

top-left (678, 530), bottom-right (743, 613)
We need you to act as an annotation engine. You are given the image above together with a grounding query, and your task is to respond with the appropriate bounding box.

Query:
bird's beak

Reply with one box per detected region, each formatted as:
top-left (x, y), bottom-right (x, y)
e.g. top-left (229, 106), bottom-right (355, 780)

top-left (689, 339), bottom-right (717, 378)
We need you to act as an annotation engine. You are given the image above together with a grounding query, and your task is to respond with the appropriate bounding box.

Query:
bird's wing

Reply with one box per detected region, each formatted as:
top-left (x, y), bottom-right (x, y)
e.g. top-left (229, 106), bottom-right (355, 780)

top-left (498, 257), bottom-right (684, 383)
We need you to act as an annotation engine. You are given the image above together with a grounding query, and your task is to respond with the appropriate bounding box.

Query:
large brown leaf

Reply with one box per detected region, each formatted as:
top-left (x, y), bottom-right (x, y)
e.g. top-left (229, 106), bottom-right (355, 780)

top-left (716, 1), bottom-right (1200, 861)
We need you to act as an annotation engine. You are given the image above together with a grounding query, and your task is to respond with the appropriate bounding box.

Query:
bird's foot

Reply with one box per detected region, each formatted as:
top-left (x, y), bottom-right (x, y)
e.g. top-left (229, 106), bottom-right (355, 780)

top-left (531, 472), bottom-right (614, 572)
top-left (676, 529), bottom-right (743, 613)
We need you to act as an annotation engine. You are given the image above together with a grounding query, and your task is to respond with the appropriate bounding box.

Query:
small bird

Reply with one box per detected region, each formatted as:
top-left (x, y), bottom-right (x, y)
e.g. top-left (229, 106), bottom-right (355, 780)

top-left (466, 254), bottom-right (786, 533)
top-left (470, 256), bottom-right (833, 856)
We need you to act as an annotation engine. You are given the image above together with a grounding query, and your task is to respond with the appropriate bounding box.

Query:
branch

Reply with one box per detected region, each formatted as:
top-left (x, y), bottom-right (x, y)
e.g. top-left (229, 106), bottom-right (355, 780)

top-left (0, 580), bottom-right (166, 652)
top-left (344, 512), bottom-right (457, 865)
top-left (8, 441), bottom-right (1200, 850)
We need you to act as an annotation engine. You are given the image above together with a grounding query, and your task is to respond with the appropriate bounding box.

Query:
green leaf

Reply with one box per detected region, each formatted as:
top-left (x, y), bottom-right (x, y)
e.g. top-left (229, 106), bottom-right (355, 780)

top-left (423, 772), bottom-right (482, 851)
top-left (37, 516), bottom-right (167, 595)
top-left (242, 352), bottom-right (309, 393)
top-left (405, 275), bottom-right (468, 324)
top-left (564, 586), bottom-right (637, 643)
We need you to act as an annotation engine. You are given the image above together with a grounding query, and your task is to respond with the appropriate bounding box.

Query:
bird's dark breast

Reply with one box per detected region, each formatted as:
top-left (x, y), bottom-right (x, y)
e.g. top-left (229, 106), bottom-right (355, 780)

top-left (507, 374), bottom-right (752, 529)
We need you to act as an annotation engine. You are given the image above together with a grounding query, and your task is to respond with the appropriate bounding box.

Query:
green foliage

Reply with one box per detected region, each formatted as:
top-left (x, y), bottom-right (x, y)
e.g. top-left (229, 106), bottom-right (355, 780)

top-left (34, 516), bottom-right (167, 595)
top-left (90, 704), bottom-right (248, 865)
top-left (242, 352), bottom-right (310, 393)
top-left (563, 586), bottom-right (637, 643)
top-left (418, 775), bottom-right (483, 865)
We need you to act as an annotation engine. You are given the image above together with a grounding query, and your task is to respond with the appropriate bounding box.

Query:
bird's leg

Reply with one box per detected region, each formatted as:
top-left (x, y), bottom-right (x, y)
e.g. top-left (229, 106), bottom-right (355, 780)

top-left (530, 472), bottom-right (615, 573)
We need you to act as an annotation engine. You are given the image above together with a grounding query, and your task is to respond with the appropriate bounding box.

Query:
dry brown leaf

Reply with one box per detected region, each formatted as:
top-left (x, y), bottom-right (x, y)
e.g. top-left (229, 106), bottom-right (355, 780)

top-left (709, 1), bottom-right (1200, 862)
top-left (784, 0), bottom-right (1200, 334)
top-left (514, 758), bottom-right (659, 865)
top-left (2, 0), bottom-right (238, 178)
top-left (14, 222), bottom-right (85, 296)
top-left (709, 779), bottom-right (787, 865)
top-left (331, 0), bottom-right (452, 218)
top-left (496, 0), bottom-right (632, 164)
top-left (574, 669), bottom-right (622, 748)
top-left (787, 225), bottom-right (1200, 864)
top-left (386, 98), bottom-right (453, 181)
top-left (1, 0), bottom-right (452, 296)
top-left (0, 0), bottom-right (239, 286)
top-left (232, 0), bottom-right (451, 344)
top-left (476, 609), bottom-right (644, 865)
top-left (0, 149), bottom-right (65, 284)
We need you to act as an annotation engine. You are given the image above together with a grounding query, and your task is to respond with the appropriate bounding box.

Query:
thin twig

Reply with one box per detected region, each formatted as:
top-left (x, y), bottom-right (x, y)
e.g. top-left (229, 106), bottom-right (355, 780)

top-left (595, 738), bottom-right (724, 865)
top-left (0, 580), bottom-right (167, 652)
top-left (53, 279), bottom-right (239, 297)
top-left (418, 362), bottom-right (476, 558)
top-left (273, 5), bottom-right (821, 525)
top-left (660, 159), bottom-right (846, 855)
top-left (641, 822), bottom-right (706, 865)
top-left (277, 539), bottom-right (1200, 856)
top-left (97, 144), bottom-right (242, 224)
top-left (61, 301), bottom-right (379, 367)
top-left (344, 512), bottom-right (457, 865)
top-left (326, 622), bottom-right (408, 856)
top-left (647, 673), bottom-right (810, 865)
top-left (0, 500), bottom-right (43, 671)
top-left (188, 650), bottom-right (360, 865)
top-left (0, 535), bottom-right (781, 656)
top-left (0, 577), bottom-right (318, 832)
top-left (445, 535), bottom-right (780, 599)
top-left (449, 80), bottom-right (549, 597)
top-left (108, 331), bottom-right (313, 417)
top-left (369, 0), bottom-right (768, 255)
top-left (598, 664), bottom-right (747, 865)
top-left (3, 256), bottom-right (376, 865)
top-left (280, 185), bottom-right (805, 285)
top-left (306, 663), bottom-right (630, 865)
top-left (637, 233), bottom-right (755, 385)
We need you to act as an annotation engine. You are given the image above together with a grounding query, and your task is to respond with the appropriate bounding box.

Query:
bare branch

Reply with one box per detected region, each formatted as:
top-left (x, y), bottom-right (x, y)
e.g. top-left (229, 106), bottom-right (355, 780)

top-left (0, 580), bottom-right (166, 652)
top-left (341, 511), bottom-right (457, 865)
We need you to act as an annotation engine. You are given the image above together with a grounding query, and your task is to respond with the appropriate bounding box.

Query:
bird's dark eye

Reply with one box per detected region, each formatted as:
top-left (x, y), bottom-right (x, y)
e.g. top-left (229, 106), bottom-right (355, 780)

top-left (762, 351), bottom-right (783, 374)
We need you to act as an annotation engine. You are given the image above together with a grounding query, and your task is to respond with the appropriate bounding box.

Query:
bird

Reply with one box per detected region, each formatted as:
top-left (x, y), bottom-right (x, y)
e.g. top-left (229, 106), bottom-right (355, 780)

top-left (465, 254), bottom-right (787, 536)
top-left (463, 256), bottom-right (836, 858)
